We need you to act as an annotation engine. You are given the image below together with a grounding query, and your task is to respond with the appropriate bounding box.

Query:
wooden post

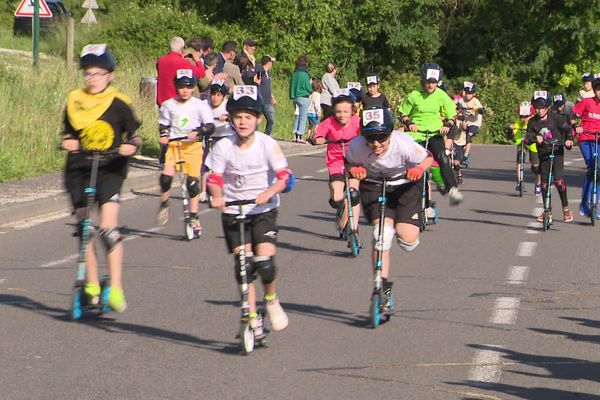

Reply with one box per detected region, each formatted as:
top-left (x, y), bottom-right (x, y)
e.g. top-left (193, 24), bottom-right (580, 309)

top-left (66, 16), bottom-right (74, 68)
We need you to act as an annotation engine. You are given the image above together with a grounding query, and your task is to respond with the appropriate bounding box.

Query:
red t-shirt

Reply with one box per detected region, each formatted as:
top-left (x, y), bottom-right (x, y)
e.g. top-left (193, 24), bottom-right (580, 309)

top-left (572, 97), bottom-right (600, 142)
top-left (314, 114), bottom-right (361, 175)
top-left (156, 52), bottom-right (205, 106)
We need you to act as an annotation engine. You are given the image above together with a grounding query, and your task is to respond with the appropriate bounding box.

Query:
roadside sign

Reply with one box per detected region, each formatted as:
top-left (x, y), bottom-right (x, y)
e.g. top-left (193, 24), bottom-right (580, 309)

top-left (14, 0), bottom-right (53, 17)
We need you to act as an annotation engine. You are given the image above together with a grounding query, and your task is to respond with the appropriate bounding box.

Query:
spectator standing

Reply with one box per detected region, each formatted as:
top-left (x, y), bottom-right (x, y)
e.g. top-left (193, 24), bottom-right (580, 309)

top-left (258, 55), bottom-right (277, 135)
top-left (215, 40), bottom-right (237, 75)
top-left (241, 38), bottom-right (257, 67)
top-left (320, 62), bottom-right (340, 120)
top-left (289, 55), bottom-right (312, 143)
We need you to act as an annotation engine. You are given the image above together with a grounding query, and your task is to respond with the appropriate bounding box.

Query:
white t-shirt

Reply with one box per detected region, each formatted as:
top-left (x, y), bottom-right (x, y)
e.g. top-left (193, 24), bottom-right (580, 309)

top-left (205, 132), bottom-right (288, 215)
top-left (202, 98), bottom-right (235, 138)
top-left (159, 97), bottom-right (213, 140)
top-left (346, 131), bottom-right (428, 186)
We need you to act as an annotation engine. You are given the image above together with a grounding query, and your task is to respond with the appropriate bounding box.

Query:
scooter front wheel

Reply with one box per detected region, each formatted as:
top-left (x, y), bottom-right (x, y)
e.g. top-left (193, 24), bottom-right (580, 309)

top-left (240, 322), bottom-right (255, 355)
top-left (70, 287), bottom-right (83, 321)
top-left (370, 292), bottom-right (381, 329)
top-left (185, 223), bottom-right (195, 241)
top-left (518, 182), bottom-right (523, 197)
top-left (349, 231), bottom-right (360, 257)
top-left (590, 205), bottom-right (596, 226)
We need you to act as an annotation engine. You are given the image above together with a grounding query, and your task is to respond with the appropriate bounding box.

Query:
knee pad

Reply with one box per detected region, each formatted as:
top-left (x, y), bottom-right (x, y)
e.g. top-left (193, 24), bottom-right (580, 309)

top-left (74, 220), bottom-right (95, 239)
top-left (372, 223), bottom-right (395, 251)
top-left (253, 255), bottom-right (277, 284)
top-left (397, 237), bottom-right (420, 252)
top-left (99, 228), bottom-right (122, 253)
top-left (329, 198), bottom-right (343, 209)
top-left (531, 164), bottom-right (540, 175)
top-left (554, 178), bottom-right (566, 192)
top-left (159, 174), bottom-right (172, 193)
top-left (349, 188), bottom-right (360, 206)
top-left (186, 176), bottom-right (200, 198)
top-left (234, 252), bottom-right (255, 284)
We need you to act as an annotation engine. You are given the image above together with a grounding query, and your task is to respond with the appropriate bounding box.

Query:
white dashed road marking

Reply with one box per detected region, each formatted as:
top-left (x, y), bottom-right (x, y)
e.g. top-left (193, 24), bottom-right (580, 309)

top-left (517, 242), bottom-right (537, 257)
top-left (316, 168), bottom-right (328, 173)
top-left (525, 222), bottom-right (540, 234)
top-left (506, 266), bottom-right (529, 285)
top-left (468, 345), bottom-right (504, 384)
top-left (490, 297), bottom-right (520, 324)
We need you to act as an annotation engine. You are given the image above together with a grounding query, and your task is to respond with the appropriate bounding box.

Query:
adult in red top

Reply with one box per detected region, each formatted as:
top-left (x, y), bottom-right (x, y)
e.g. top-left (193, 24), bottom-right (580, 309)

top-left (573, 77), bottom-right (600, 216)
top-left (156, 36), bottom-right (206, 106)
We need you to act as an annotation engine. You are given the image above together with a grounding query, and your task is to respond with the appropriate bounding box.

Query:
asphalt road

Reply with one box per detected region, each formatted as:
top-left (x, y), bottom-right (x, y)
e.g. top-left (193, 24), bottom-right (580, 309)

top-left (1, 145), bottom-right (599, 400)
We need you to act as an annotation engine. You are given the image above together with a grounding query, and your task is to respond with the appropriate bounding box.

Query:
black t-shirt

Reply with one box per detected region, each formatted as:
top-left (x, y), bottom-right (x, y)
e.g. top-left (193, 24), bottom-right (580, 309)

top-left (526, 112), bottom-right (573, 155)
top-left (63, 97), bottom-right (141, 171)
top-left (363, 93), bottom-right (390, 109)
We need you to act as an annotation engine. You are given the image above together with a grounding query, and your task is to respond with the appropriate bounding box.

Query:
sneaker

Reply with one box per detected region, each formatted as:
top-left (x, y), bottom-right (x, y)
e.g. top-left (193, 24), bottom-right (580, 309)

top-left (534, 184), bottom-right (542, 196)
top-left (425, 206), bottom-right (438, 223)
top-left (579, 202), bottom-right (591, 217)
top-left (515, 184), bottom-right (521, 192)
top-left (265, 298), bottom-right (288, 331)
top-left (563, 207), bottom-right (574, 222)
top-left (190, 216), bottom-right (202, 237)
top-left (249, 317), bottom-right (266, 340)
top-left (457, 174), bottom-right (463, 185)
top-left (537, 211), bottom-right (553, 223)
top-left (383, 280), bottom-right (394, 311)
top-left (462, 154), bottom-right (471, 168)
top-left (108, 287), bottom-right (127, 313)
top-left (448, 187), bottom-right (464, 206)
top-left (198, 191), bottom-right (208, 203)
top-left (84, 282), bottom-right (101, 305)
top-left (156, 203), bottom-right (169, 225)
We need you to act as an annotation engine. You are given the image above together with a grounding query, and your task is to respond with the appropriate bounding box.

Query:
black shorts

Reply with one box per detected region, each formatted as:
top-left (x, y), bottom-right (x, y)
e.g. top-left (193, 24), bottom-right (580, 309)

top-left (359, 180), bottom-right (422, 227)
top-left (453, 144), bottom-right (465, 162)
top-left (65, 167), bottom-right (125, 209)
top-left (329, 173), bottom-right (345, 182)
top-left (222, 208), bottom-right (278, 253)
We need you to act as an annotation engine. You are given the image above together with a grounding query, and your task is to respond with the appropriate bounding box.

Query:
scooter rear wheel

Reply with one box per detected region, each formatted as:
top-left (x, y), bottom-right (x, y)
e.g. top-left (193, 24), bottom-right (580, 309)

top-left (70, 287), bottom-right (83, 321)
top-left (370, 292), bottom-right (381, 329)
top-left (240, 322), bottom-right (255, 355)
top-left (590, 205), bottom-right (596, 226)
top-left (185, 223), bottom-right (195, 241)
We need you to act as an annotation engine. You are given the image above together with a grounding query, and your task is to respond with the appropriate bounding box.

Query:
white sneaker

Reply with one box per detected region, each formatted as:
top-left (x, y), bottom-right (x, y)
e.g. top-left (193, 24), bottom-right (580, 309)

top-left (249, 317), bottom-right (265, 339)
top-left (265, 298), bottom-right (289, 331)
top-left (198, 191), bottom-right (207, 203)
top-left (448, 187), bottom-right (464, 206)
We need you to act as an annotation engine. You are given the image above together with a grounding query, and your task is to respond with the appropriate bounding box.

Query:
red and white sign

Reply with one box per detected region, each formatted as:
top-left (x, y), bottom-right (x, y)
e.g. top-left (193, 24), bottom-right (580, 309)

top-left (14, 0), bottom-right (53, 18)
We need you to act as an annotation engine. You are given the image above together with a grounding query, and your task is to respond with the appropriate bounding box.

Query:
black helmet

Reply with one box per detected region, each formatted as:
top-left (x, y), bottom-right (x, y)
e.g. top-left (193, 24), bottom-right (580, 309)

top-left (553, 93), bottom-right (566, 107)
top-left (463, 81), bottom-right (477, 93)
top-left (173, 69), bottom-right (197, 88)
top-left (331, 88), bottom-right (356, 106)
top-left (582, 72), bottom-right (594, 82)
top-left (79, 44), bottom-right (116, 72)
top-left (209, 79), bottom-right (228, 95)
top-left (593, 77), bottom-right (600, 91)
top-left (360, 105), bottom-right (394, 137)
top-left (420, 62), bottom-right (443, 83)
top-left (531, 90), bottom-right (552, 108)
top-left (226, 85), bottom-right (264, 114)
top-left (349, 86), bottom-right (364, 103)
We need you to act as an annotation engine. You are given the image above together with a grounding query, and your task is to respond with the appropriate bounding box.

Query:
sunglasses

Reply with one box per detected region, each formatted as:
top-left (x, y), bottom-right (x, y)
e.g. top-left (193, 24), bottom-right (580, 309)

top-left (366, 134), bottom-right (390, 143)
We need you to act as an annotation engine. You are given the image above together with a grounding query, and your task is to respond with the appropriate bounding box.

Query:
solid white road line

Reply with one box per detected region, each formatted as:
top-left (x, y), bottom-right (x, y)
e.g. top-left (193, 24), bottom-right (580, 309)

top-left (517, 242), bottom-right (537, 257)
top-left (468, 345), bottom-right (504, 384)
top-left (506, 266), bottom-right (529, 285)
top-left (317, 167), bottom-right (328, 173)
top-left (2, 212), bottom-right (71, 230)
top-left (490, 297), bottom-right (520, 324)
top-left (298, 175), bottom-right (314, 180)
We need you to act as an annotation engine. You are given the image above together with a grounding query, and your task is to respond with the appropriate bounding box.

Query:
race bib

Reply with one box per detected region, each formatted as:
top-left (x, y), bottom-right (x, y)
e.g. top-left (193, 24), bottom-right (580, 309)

top-left (347, 82), bottom-right (361, 90)
top-left (463, 81), bottom-right (474, 91)
top-left (80, 44), bottom-right (107, 57)
top-left (362, 109), bottom-right (384, 126)
top-left (366, 75), bottom-right (378, 85)
top-left (211, 79), bottom-right (225, 86)
top-left (533, 90), bottom-right (548, 100)
top-left (233, 85), bottom-right (258, 100)
top-left (426, 69), bottom-right (440, 81)
top-left (176, 69), bottom-right (193, 79)
top-left (553, 94), bottom-right (563, 102)
top-left (519, 101), bottom-right (531, 116)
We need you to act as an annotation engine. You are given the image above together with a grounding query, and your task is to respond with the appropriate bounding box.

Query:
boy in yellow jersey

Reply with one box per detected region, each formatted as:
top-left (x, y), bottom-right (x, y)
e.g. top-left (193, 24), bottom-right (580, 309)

top-left (505, 101), bottom-right (541, 194)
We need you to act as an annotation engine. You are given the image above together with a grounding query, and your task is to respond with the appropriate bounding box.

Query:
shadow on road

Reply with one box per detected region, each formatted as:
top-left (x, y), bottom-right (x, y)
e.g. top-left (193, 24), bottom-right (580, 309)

top-left (439, 216), bottom-right (526, 229)
top-left (0, 293), bottom-right (240, 355)
top-left (206, 299), bottom-right (369, 328)
top-left (447, 343), bottom-right (600, 400)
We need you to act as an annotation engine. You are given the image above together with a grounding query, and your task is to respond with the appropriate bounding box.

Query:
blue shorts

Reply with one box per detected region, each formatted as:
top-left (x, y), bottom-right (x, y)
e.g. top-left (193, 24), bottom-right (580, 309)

top-left (307, 113), bottom-right (319, 127)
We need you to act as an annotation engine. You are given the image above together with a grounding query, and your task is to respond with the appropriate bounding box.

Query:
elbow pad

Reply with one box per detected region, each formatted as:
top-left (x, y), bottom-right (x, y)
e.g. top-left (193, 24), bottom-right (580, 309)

top-left (207, 173), bottom-right (224, 189)
top-left (276, 168), bottom-right (295, 193)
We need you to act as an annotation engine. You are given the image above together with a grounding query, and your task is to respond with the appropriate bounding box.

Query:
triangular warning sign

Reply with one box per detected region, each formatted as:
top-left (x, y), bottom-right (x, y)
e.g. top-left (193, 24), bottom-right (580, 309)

top-left (14, 0), bottom-right (53, 18)
top-left (81, 8), bottom-right (97, 24)
top-left (82, 0), bottom-right (99, 9)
